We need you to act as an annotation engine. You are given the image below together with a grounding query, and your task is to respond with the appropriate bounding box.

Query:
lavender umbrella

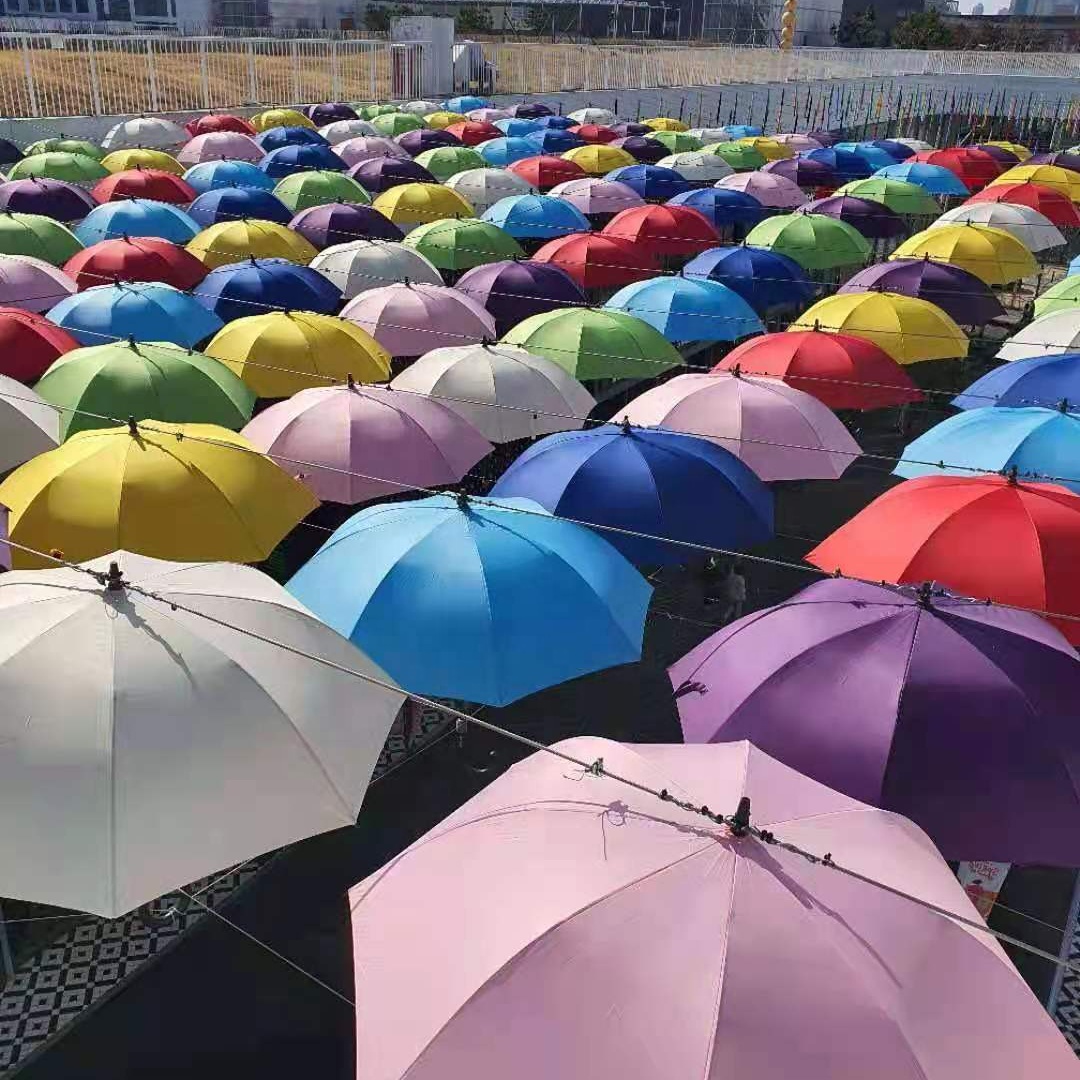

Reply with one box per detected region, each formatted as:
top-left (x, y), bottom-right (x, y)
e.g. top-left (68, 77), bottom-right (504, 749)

top-left (610, 137), bottom-right (668, 165)
top-left (761, 155), bottom-right (838, 190)
top-left (0, 253), bottom-right (76, 312)
top-left (670, 577), bottom-right (1080, 864)
top-left (546, 176), bottom-right (645, 224)
top-left (176, 131), bottom-right (264, 166)
top-left (289, 202), bottom-right (404, 249)
top-left (456, 259), bottom-right (586, 335)
top-left (348, 157), bottom-right (435, 193)
top-left (716, 171), bottom-right (807, 209)
top-left (610, 122), bottom-right (651, 137)
top-left (335, 137), bottom-right (410, 168)
top-left (396, 129), bottom-right (459, 156)
top-left (0, 178), bottom-right (97, 223)
top-left (973, 143), bottom-right (1021, 165)
top-left (798, 194), bottom-right (906, 239)
top-left (1029, 151), bottom-right (1080, 172)
top-left (839, 257), bottom-right (1005, 325)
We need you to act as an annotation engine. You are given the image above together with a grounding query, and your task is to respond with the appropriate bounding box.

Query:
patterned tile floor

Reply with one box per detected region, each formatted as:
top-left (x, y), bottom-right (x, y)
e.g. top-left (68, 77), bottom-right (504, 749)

top-left (1051, 881), bottom-right (1080, 1053)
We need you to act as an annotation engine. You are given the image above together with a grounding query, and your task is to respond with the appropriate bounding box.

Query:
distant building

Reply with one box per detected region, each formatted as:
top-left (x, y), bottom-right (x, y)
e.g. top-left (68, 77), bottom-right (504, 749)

top-left (971, 1), bottom-right (984, 12)
top-left (836, 0), bottom-right (925, 36)
top-left (1011, 0), bottom-right (1080, 12)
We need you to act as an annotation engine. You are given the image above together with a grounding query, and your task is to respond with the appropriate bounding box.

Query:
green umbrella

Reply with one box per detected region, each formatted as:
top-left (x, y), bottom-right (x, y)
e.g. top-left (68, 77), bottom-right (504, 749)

top-left (1033, 276), bottom-right (1080, 319)
top-left (646, 130), bottom-right (704, 155)
top-left (371, 112), bottom-right (425, 137)
top-left (0, 211), bottom-right (82, 265)
top-left (8, 152), bottom-right (108, 185)
top-left (702, 142), bottom-right (766, 171)
top-left (35, 339), bottom-right (256, 439)
top-left (360, 104), bottom-right (401, 120)
top-left (273, 170), bottom-right (371, 213)
top-left (403, 217), bottom-right (524, 272)
top-left (501, 307), bottom-right (684, 381)
top-left (835, 178), bottom-right (941, 217)
top-left (414, 146), bottom-right (487, 182)
top-left (23, 138), bottom-right (105, 161)
top-left (745, 212), bottom-right (871, 271)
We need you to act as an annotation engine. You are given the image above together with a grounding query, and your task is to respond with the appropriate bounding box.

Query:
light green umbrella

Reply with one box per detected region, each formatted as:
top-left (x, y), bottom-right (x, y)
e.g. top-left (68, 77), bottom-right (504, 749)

top-left (273, 170), bottom-right (371, 213)
top-left (360, 104), bottom-right (401, 120)
top-left (501, 307), bottom-right (684, 381)
top-left (0, 211), bottom-right (82, 265)
top-left (371, 112), bottom-right (425, 137)
top-left (23, 138), bottom-right (105, 162)
top-left (702, 142), bottom-right (766, 171)
top-left (414, 145), bottom-right (487, 183)
top-left (35, 339), bottom-right (256, 439)
top-left (403, 217), bottom-right (524, 272)
top-left (1034, 276), bottom-right (1080, 319)
top-left (645, 130), bottom-right (704, 155)
top-left (8, 152), bottom-right (108, 186)
top-left (835, 177), bottom-right (941, 217)
top-left (745, 212), bottom-right (871, 271)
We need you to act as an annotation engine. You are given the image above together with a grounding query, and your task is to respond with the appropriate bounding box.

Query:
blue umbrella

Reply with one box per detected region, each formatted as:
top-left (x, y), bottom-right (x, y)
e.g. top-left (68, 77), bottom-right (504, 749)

top-left (894, 406), bottom-right (1080, 492)
top-left (801, 147), bottom-right (873, 182)
top-left (493, 118), bottom-right (543, 137)
top-left (682, 244), bottom-right (815, 314)
top-left (491, 425), bottom-right (773, 565)
top-left (525, 128), bottom-right (584, 155)
top-left (46, 281), bottom-right (224, 348)
top-left (286, 493), bottom-right (651, 706)
top-left (255, 126), bottom-right (330, 152)
top-left (1068, 253), bottom-right (1080, 277)
top-left (605, 164), bottom-right (690, 201)
top-left (442, 96), bottom-right (488, 113)
top-left (259, 144), bottom-right (347, 180)
top-left (534, 115), bottom-right (578, 130)
top-left (725, 125), bottom-right (762, 138)
top-left (479, 137), bottom-right (537, 167)
top-left (481, 193), bottom-right (590, 240)
top-left (870, 139), bottom-right (916, 162)
top-left (666, 188), bottom-right (767, 231)
top-left (74, 199), bottom-right (200, 245)
top-left (603, 275), bottom-right (763, 343)
top-left (832, 142), bottom-right (898, 171)
top-left (187, 186), bottom-right (293, 227)
top-left (182, 159), bottom-right (276, 196)
top-left (873, 162), bottom-right (969, 196)
top-left (953, 352), bottom-right (1080, 411)
top-left (192, 257), bottom-right (341, 322)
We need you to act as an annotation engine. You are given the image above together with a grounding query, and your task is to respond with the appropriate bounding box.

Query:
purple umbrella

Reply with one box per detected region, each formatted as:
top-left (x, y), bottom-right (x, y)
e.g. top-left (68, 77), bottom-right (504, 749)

top-left (456, 259), bottom-right (586, 335)
top-left (610, 136), bottom-right (667, 164)
top-left (670, 577), bottom-right (1080, 864)
top-left (1029, 151), bottom-right (1080, 172)
top-left (798, 194), bottom-right (906, 239)
top-left (289, 202), bottom-right (404, 249)
top-left (806, 129), bottom-right (840, 146)
top-left (760, 155), bottom-right (838, 189)
top-left (396, 129), bottom-right (460, 157)
top-left (348, 157), bottom-right (435, 193)
top-left (308, 102), bottom-right (359, 125)
top-left (610, 122), bottom-right (651, 137)
top-left (335, 137), bottom-right (410, 168)
top-left (973, 143), bottom-right (1021, 165)
top-left (839, 257), bottom-right (1005, 325)
top-left (513, 102), bottom-right (554, 119)
top-left (0, 178), bottom-right (97, 223)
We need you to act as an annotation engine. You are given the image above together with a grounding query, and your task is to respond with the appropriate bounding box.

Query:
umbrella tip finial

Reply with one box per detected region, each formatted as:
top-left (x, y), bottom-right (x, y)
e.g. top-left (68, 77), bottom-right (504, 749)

top-left (1059, 398), bottom-right (1070, 413)
top-left (1004, 464), bottom-right (1019, 485)
top-left (620, 415), bottom-right (632, 434)
top-left (104, 561), bottom-right (125, 591)
top-left (729, 796), bottom-right (752, 837)
top-left (346, 372), bottom-right (356, 389)
top-left (455, 489), bottom-right (470, 510)
top-left (915, 581), bottom-right (935, 609)
top-left (127, 416), bottom-right (139, 436)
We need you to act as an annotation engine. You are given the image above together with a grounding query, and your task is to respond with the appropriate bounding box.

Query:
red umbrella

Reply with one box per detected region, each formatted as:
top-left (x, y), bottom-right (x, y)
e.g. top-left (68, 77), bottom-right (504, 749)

top-left (570, 124), bottom-right (618, 144)
top-left (444, 121), bottom-right (501, 146)
top-left (530, 233), bottom-right (658, 290)
top-left (807, 474), bottom-right (1080, 644)
top-left (0, 307), bottom-right (80, 382)
top-left (911, 148), bottom-right (1004, 192)
top-left (715, 330), bottom-right (923, 411)
top-left (965, 181), bottom-right (1080, 227)
top-left (92, 168), bottom-right (197, 206)
top-left (507, 155), bottom-right (586, 191)
top-left (63, 237), bottom-right (209, 292)
top-left (601, 204), bottom-right (719, 257)
top-left (185, 113), bottom-right (256, 137)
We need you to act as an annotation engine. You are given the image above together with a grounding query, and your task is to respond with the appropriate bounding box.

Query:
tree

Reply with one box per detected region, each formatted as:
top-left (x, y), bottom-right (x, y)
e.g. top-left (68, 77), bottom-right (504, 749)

top-left (456, 4), bottom-right (493, 32)
top-left (831, 6), bottom-right (885, 47)
top-left (891, 9), bottom-right (953, 49)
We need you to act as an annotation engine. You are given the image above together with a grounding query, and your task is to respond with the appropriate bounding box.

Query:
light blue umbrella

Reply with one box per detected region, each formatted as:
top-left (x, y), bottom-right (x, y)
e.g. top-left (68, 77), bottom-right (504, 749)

top-left (47, 281), bottom-right (224, 348)
top-left (873, 162), bottom-right (969, 196)
top-left (182, 160), bottom-right (277, 196)
top-left (192, 257), bottom-right (341, 322)
top-left (443, 95), bottom-right (488, 113)
top-left (725, 125), bottom-right (762, 138)
top-left (953, 352), bottom-right (1080, 411)
top-left (482, 193), bottom-right (591, 240)
top-left (894, 405), bottom-right (1080, 492)
top-left (493, 118), bottom-right (543, 138)
top-left (479, 137), bottom-right (538, 167)
top-left (603, 275), bottom-right (763, 343)
top-left (74, 199), bottom-right (200, 245)
top-left (1068, 253), bottom-right (1080, 277)
top-left (832, 142), bottom-right (898, 172)
top-left (286, 493), bottom-right (651, 706)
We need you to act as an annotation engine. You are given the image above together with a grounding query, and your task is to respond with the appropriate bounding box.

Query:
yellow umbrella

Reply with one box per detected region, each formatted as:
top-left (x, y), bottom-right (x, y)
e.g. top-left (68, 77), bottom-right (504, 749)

top-left (735, 136), bottom-right (794, 161)
top-left (985, 140), bottom-right (1032, 161)
top-left (789, 292), bottom-right (968, 365)
top-left (641, 117), bottom-right (688, 132)
top-left (0, 420), bottom-right (317, 569)
top-left (205, 311), bottom-right (390, 398)
top-left (891, 223), bottom-right (1037, 286)
top-left (371, 183), bottom-right (474, 229)
top-left (561, 144), bottom-right (636, 176)
top-left (100, 149), bottom-right (186, 176)
top-left (186, 219), bottom-right (318, 270)
top-left (424, 111), bottom-right (467, 130)
top-left (988, 164), bottom-right (1080, 203)
top-left (252, 108), bottom-right (315, 132)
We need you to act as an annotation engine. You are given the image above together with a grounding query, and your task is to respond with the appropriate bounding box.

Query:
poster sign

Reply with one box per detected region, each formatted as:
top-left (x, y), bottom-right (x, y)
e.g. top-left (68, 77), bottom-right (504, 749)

top-left (957, 860), bottom-right (1011, 920)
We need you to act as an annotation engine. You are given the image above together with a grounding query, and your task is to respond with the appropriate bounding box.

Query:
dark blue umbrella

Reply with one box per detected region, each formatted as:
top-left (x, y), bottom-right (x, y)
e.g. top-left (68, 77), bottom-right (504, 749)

top-left (611, 136), bottom-right (668, 164)
top-left (289, 202), bottom-right (404, 248)
top-left (953, 352), bottom-right (1080, 411)
top-left (525, 128), bottom-right (585, 155)
top-left (534, 115), bottom-right (577, 130)
top-left (491, 424), bottom-right (773, 565)
top-left (610, 123), bottom-right (651, 137)
top-left (256, 126), bottom-right (330, 152)
top-left (308, 102), bottom-right (358, 125)
top-left (871, 139), bottom-right (916, 162)
top-left (187, 185), bottom-right (293, 227)
top-left (182, 159), bottom-right (276, 195)
top-left (259, 144), bottom-right (346, 179)
top-left (606, 164), bottom-right (690, 201)
top-left (513, 102), bottom-right (554, 119)
top-left (193, 256), bottom-right (341, 321)
top-left (802, 147), bottom-right (873, 182)
top-left (456, 258), bottom-right (586, 335)
top-left (348, 156), bottom-right (435, 193)
top-left (682, 244), bottom-right (815, 315)
top-left (666, 188), bottom-right (767, 231)
top-left (0, 139), bottom-right (23, 167)
top-left (396, 129), bottom-right (459, 156)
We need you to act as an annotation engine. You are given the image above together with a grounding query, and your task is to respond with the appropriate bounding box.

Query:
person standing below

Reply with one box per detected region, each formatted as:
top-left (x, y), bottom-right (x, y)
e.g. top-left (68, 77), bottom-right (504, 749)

top-left (719, 562), bottom-right (747, 624)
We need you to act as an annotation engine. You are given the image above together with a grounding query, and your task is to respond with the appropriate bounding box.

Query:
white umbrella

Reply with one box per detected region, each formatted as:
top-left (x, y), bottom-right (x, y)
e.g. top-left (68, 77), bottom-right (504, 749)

top-left (656, 151), bottom-right (733, 184)
top-left (997, 310), bottom-right (1080, 361)
top-left (391, 342), bottom-right (596, 443)
top-left (568, 107), bottom-right (616, 126)
top-left (401, 100), bottom-right (441, 116)
top-left (443, 167), bottom-right (536, 215)
top-left (687, 127), bottom-right (732, 145)
top-left (101, 116), bottom-right (188, 151)
top-left (0, 552), bottom-right (404, 917)
top-left (0, 253), bottom-right (75, 312)
top-left (319, 118), bottom-right (380, 144)
top-left (310, 239), bottom-right (443, 300)
top-left (0, 372), bottom-right (58, 471)
top-left (893, 137), bottom-right (935, 152)
top-left (928, 203), bottom-right (1065, 253)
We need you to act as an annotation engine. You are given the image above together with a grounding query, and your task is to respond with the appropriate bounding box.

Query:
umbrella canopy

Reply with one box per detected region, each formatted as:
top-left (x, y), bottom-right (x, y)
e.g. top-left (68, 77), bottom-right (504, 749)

top-left (0, 421), bottom-right (316, 568)
top-left (507, 154), bottom-right (587, 191)
top-left (666, 187), bottom-right (767, 232)
top-left (320, 118), bottom-right (380, 144)
top-left (997, 310), bottom-right (1080, 361)
top-left (989, 164), bottom-right (1080, 203)
top-left (800, 147), bottom-right (872, 183)
top-left (772, 133), bottom-right (825, 152)
top-left (371, 182), bottom-right (474, 231)
top-left (704, 142), bottom-right (767, 171)
top-left (733, 136), bottom-right (791, 162)
top-left (1034, 276), bottom-right (1080, 318)
top-left (670, 577), bottom-right (1080, 864)
top-left (610, 122), bottom-right (653, 138)
top-left (791, 291), bottom-right (968, 364)
top-left (929, 202), bottom-right (1064, 252)
top-left (402, 216), bottom-right (524, 271)
top-left (288, 492), bottom-right (649, 704)
top-left (798, 194), bottom-right (906, 239)
top-left (0, 210), bottom-right (83, 264)
top-left (187, 185), bottom-right (293, 228)
top-left (92, 168), bottom-right (196, 205)
top-left (609, 137), bottom-right (669, 165)
top-left (0, 371), bottom-right (58, 469)
top-left (308, 101), bottom-right (360, 124)
top-left (562, 144), bottom-right (637, 175)
top-left (206, 310), bottom-right (389, 396)
top-left (251, 108), bottom-right (314, 132)
top-left (444, 121), bottom-right (502, 147)
top-left (532, 115), bottom-right (578, 131)
top-left (468, 108), bottom-right (513, 123)
top-left (492, 424), bottom-right (771, 565)
top-left (273, 169), bottom-right (371, 213)
top-left (571, 124), bottom-right (618, 144)
top-left (0, 306), bottom-right (80, 380)
top-left (605, 164), bottom-right (690, 201)
top-left (647, 130), bottom-right (704, 155)
top-left (482, 193), bottom-right (590, 240)
top-left (256, 127), bottom-right (331, 152)
top-left (0, 137), bottom-right (22, 165)
top-left (530, 231), bottom-right (657, 291)
top-left (335, 136), bottom-right (410, 167)
top-left (954, 351), bottom-right (1080, 411)
top-left (100, 149), bottom-right (184, 176)
top-left (716, 330), bottom-right (920, 411)
top-left (478, 137), bottom-right (538, 168)
top-left (0, 253), bottom-right (75, 313)
top-left (655, 151), bottom-right (733, 185)
top-left (443, 95), bottom-right (488, 113)
top-left (24, 137), bottom-right (103, 161)
top-left (568, 107), bottom-right (616, 125)
top-left (1029, 152), bottom-right (1080, 172)
top-left (0, 551), bottom-right (402, 918)
top-left (349, 156), bottom-right (434, 194)
top-left (101, 117), bottom-right (187, 150)
top-left (309, 238), bottom-right (442, 299)
top-left (874, 162), bottom-right (969, 196)
top-left (193, 256), bottom-right (341, 321)
top-left (681, 244), bottom-right (815, 315)
top-left (364, 104), bottom-right (407, 121)
top-left (716, 171), bottom-right (807, 209)
top-left (185, 113), bottom-right (257, 136)
top-left (259, 144), bottom-right (346, 180)
top-left (290, 202), bottom-right (404, 249)
top-left (892, 137), bottom-right (935, 152)
top-left (547, 176), bottom-right (644, 220)
top-left (0, 178), bottom-right (96, 223)
top-left (242, 380), bottom-right (490, 504)
top-left (186, 219), bottom-right (318, 270)
top-left (74, 199), bottom-right (198, 245)
top-left (688, 126), bottom-right (733, 145)
top-left (63, 236), bottom-right (209, 292)
top-left (494, 118), bottom-right (544, 137)
top-left (371, 112), bottom-right (425, 138)
top-left (761, 154), bottom-right (838, 189)
top-left (455, 259), bottom-right (585, 335)
top-left (8, 153), bottom-right (106, 188)
top-left (891, 224), bottom-right (1037, 286)
top-left (966, 180), bottom-right (1080, 227)
top-left (745, 213), bottom-right (871, 270)
top-left (175, 131), bottom-right (264, 166)
top-left (986, 140), bottom-right (1032, 159)
top-left (442, 167), bottom-right (534, 215)
top-left (525, 129), bottom-right (585, 156)
top-left (909, 148), bottom-right (1004, 191)
top-left (422, 111), bottom-right (467, 132)
top-left (512, 103), bottom-right (555, 119)
top-left (182, 159), bottom-right (276, 196)
top-left (36, 339), bottom-right (255, 438)
top-left (834, 177), bottom-right (941, 216)
top-left (869, 138), bottom-right (916, 161)
top-left (642, 117), bottom-right (688, 132)
top-left (602, 203), bottom-right (719, 257)
top-left (972, 143), bottom-right (1021, 165)
top-left (414, 145), bottom-right (487, 181)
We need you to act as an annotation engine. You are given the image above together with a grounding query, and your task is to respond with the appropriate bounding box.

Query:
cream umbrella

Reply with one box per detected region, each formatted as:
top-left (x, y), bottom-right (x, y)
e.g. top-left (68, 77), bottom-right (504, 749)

top-left (310, 239), bottom-right (443, 299)
top-left (928, 203), bottom-right (1065, 253)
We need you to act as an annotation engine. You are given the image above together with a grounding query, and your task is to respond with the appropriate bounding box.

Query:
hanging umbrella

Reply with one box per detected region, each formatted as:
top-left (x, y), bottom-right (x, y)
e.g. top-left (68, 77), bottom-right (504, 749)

top-left (986, 140), bottom-right (1032, 160)
top-left (666, 187), bottom-right (767, 232)
top-left (839, 258), bottom-right (1004, 325)
top-left (308, 102), bottom-right (359, 125)
top-left (364, 104), bottom-right (407, 121)
top-left (0, 253), bottom-right (75, 313)
top-left (772, 133), bottom-right (825, 153)
top-left (414, 145), bottom-right (487, 181)
top-left (605, 164), bottom-right (690, 201)
top-left (562, 144), bottom-right (637, 175)
top-left (0, 210), bottom-right (82, 265)
top-left (468, 108), bottom-right (513, 124)
top-left (513, 103), bottom-right (555, 119)
top-left (251, 108), bottom-right (314, 132)
top-left (547, 177), bottom-right (644, 222)
top-left (873, 162), bottom-right (969, 196)
top-left (603, 276), bottom-right (763, 343)
top-left (455, 259), bottom-right (586, 335)
top-left (319, 118), bottom-right (380, 144)
top-left (0, 178), bottom-right (97, 223)
top-left (494, 118), bottom-right (544, 137)
top-left (192, 257), bottom-right (340, 322)
top-left (75, 199), bottom-right (198, 246)
top-left (716, 171), bottom-right (807, 209)
top-left (619, 371), bottom-right (861, 481)
top-left (655, 151), bottom-right (733, 185)
top-left (349, 156), bottom-right (434, 194)
top-left (997, 310), bottom-right (1080, 361)
top-left (35, 339), bottom-right (254, 438)
top-left (735, 136), bottom-right (793, 162)
top-left (910, 147), bottom-right (1005, 191)
top-left (482, 193), bottom-right (590, 240)
top-left (972, 143), bottom-right (1021, 166)
top-left (182, 159), bottom-right (276, 196)
top-left (670, 576), bottom-right (1080, 865)
top-left (800, 146), bottom-right (872, 182)
top-left (610, 122), bottom-right (652, 137)
top-left (531, 232), bottom-right (658, 290)
top-left (403, 217), bottom-right (524, 272)
top-left (371, 112), bottom-right (425, 138)
top-left (705, 142), bottom-right (767, 171)
top-left (989, 164), bottom-right (1080, 203)
top-left (602, 204), bottom-right (719, 257)
top-left (681, 244), bottom-right (815, 315)
top-left (0, 138), bottom-right (22, 166)
top-left (391, 341), bottom-right (595, 443)
top-left (474, 137), bottom-right (535, 168)
top-left (761, 155), bottom-right (838, 189)
top-left (642, 117), bottom-right (687, 132)
top-left (1069, 254), bottom-right (1080, 276)
top-left (570, 124), bottom-right (619, 144)
top-left (966, 180), bottom-right (1080, 227)
top-left (0, 306), bottom-right (79, 381)
top-left (500, 307), bottom-right (683, 381)
top-left (259, 144), bottom-right (346, 180)
top-left (24, 137), bottom-right (103, 161)
top-left (891, 224), bottom-right (1037, 286)
top-left (647, 130), bottom-right (704, 155)
top-left (186, 219), bottom-right (318, 270)
top-left (609, 137), bottom-right (670, 165)
top-left (371, 182), bottom-right (474, 231)
top-left (101, 116), bottom-right (188, 150)
top-left (892, 136), bottom-right (935, 152)
top-left (1028, 151), bottom-right (1080, 172)
top-left (716, 330), bottom-right (920, 411)
top-left (92, 168), bottom-right (196, 205)
top-left (688, 126), bottom-right (733, 145)
top-left (401, 100), bottom-right (441, 117)
top-left (525, 129), bottom-right (585, 156)
top-left (309, 239), bottom-right (442, 300)
top-left (745, 213), bottom-right (871, 271)
top-left (176, 131), bottom-right (264, 166)
top-left (63, 236), bottom-right (208, 292)
top-left (187, 185), bottom-right (293, 228)
top-left (0, 371), bottom-right (58, 468)
top-left (724, 123), bottom-right (762, 138)
top-left (953, 351), bottom-right (1080, 411)
top-left (1034, 276), bottom-right (1080, 318)
top-left (290, 202), bottom-right (404, 249)
top-left (444, 121), bottom-right (502, 147)
top-left (507, 154), bottom-right (587, 191)
top-left (567, 107), bottom-right (616, 125)
top-left (527, 116), bottom-right (578, 131)
top-left (791, 291), bottom-right (968, 365)
top-left (797, 194), bottom-right (906, 239)
top-left (185, 113), bottom-right (256, 137)
top-left (834, 177), bottom-right (941, 216)
top-left (335, 136), bottom-right (410, 167)
top-left (929, 202), bottom-right (1064, 253)
top-left (443, 95), bottom-right (488, 113)
top-left (99, 148), bottom-right (183, 176)
top-left (869, 139), bottom-right (916, 161)
top-left (443, 166), bottom-right (534, 214)
top-left (273, 169), bottom-right (371, 213)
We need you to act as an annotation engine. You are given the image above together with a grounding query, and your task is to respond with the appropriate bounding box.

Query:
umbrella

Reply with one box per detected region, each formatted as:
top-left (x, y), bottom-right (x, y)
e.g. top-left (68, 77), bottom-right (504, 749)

top-left (443, 95), bottom-right (488, 113)
top-left (869, 139), bottom-right (916, 161)
top-left (603, 276), bottom-right (763, 343)
top-left (501, 307), bottom-right (683, 380)
top-left (798, 194), bottom-right (906, 239)
top-left (761, 154), bottom-right (838, 189)
top-left (0, 211), bottom-right (83, 265)
top-left (873, 162), bottom-right (969, 196)
top-left (242, 380), bottom-right (490, 504)
top-left (525, 129), bottom-right (585, 156)
top-left (391, 341), bottom-right (595, 443)
top-left (335, 136), bottom-right (410, 167)
top-left (602, 204), bottom-right (719, 257)
top-left (468, 108), bottom-right (512, 123)
top-left (363, 105), bottom-right (405, 121)
top-left (834, 177), bottom-right (941, 216)
top-left (175, 131), bottom-right (264, 166)
top-left (0, 138), bottom-right (22, 165)
top-left (35, 339), bottom-right (255, 438)
top-left (0, 307), bottom-right (79, 380)
top-left (609, 137), bottom-right (669, 165)
top-left (839, 258), bottom-right (1004, 326)
top-left (610, 122), bottom-right (652, 137)
top-left (954, 351), bottom-right (1080, 410)
top-left (186, 219), bottom-right (318, 270)
top-left (401, 100), bottom-right (441, 117)
top-left (688, 126), bottom-right (733, 145)
top-left (74, 199), bottom-right (198, 246)
top-left (1029, 151), bottom-right (1080, 172)
top-left (101, 117), bottom-right (188, 150)
top-left (494, 118), bottom-right (544, 137)
top-left (807, 473), bottom-right (1080, 644)
top-left (670, 576), bottom-right (1080, 864)
top-left (206, 310), bottom-right (389, 397)
top-left (371, 182), bottom-right (474, 231)
top-left (251, 108), bottom-right (314, 132)
top-left (371, 112), bottom-right (425, 138)
top-left (187, 186), bottom-right (293, 228)
top-left (287, 492), bottom-right (649, 706)
top-left (290, 202), bottom-right (404, 249)
top-left (1035, 277), bottom-right (1080, 318)
top-left (562, 144), bottom-right (637, 175)
top-left (989, 164), bottom-right (1080, 202)
top-left (273, 169), bottom-right (371, 213)
top-left (530, 232), bottom-right (658, 291)
top-left (716, 171), bottom-right (807, 209)
top-left (705, 142), bottom-right (767, 171)
top-left (986, 140), bottom-right (1032, 160)
top-left (513, 103), bottom-right (555, 119)
top-left (0, 178), bottom-right (97, 223)
top-left (63, 236), bottom-right (209, 292)
top-left (192, 256), bottom-right (340, 321)
top-left (682, 244), bottom-right (815, 315)
top-left (891, 224), bottom-right (1037, 286)
top-left (568, 107), bottom-right (616, 125)
top-left (643, 116), bottom-right (688, 132)
top-left (716, 330), bottom-right (920, 411)
top-left (736, 136), bottom-right (793, 162)
top-left (309, 239), bottom-right (442, 300)
top-left (259, 144), bottom-right (346, 180)
top-left (182, 159), bottom-right (276, 196)
top-left (929, 202), bottom-right (1064, 252)
top-left (91, 168), bottom-right (196, 205)
top-left (443, 167), bottom-right (535, 215)
top-left (745, 213), bottom-right (871, 270)
top-left (1070, 254), bottom-right (1080, 276)
top-left (972, 143), bottom-right (1021, 165)
top-left (341, 282), bottom-right (496, 357)
top-left (507, 154), bottom-right (587, 191)
top-left (319, 118), bottom-right (380, 144)
top-left (909, 148), bottom-right (1004, 192)
top-left (478, 137), bottom-right (537, 168)
top-left (605, 164), bottom-right (690, 201)
top-left (99, 149), bottom-right (183, 176)
top-left (570, 124), bottom-right (618, 144)
top-left (547, 177), bottom-right (644, 221)
top-left (493, 424), bottom-right (771, 565)
top-left (0, 371), bottom-right (58, 469)
top-left (655, 151), bottom-right (733, 185)
top-left (444, 121), bottom-right (502, 147)
top-left (0, 253), bottom-right (75, 313)
top-left (455, 259), bottom-right (586, 335)
top-left (185, 113), bottom-right (256, 137)
top-left (24, 138), bottom-right (103, 161)
top-left (349, 156), bottom-right (434, 194)
top-left (997, 310), bottom-right (1080, 361)
top-left (892, 136), bottom-right (935, 152)
top-left (666, 187), bottom-right (767, 232)
top-left (724, 123), bottom-right (762, 138)
top-left (402, 217), bottom-right (524, 272)
top-left (647, 130), bottom-right (704, 155)
top-left (966, 181), bottom-right (1080, 227)
top-left (482, 193), bottom-right (590, 240)
top-left (533, 116), bottom-right (580, 130)
top-left (308, 102), bottom-right (359, 125)
top-left (801, 146), bottom-right (872, 182)
top-left (397, 127), bottom-right (460, 154)
top-left (792, 291), bottom-right (968, 364)
top-left (0, 551), bottom-right (402, 918)
top-left (620, 370), bottom-right (861, 480)
top-left (414, 145), bottom-right (487, 182)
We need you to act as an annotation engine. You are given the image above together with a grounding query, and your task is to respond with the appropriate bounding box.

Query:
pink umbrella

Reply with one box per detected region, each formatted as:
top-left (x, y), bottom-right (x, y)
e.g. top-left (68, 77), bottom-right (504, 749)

top-left (0, 253), bottom-right (76, 312)
top-left (335, 136), bottom-right (411, 167)
top-left (341, 282), bottom-right (497, 357)
top-left (772, 133), bottom-right (824, 153)
top-left (547, 176), bottom-right (645, 219)
top-left (176, 131), bottom-right (264, 166)
top-left (350, 736), bottom-right (1078, 1080)
top-left (241, 378), bottom-right (491, 504)
top-left (717, 171), bottom-right (809, 209)
top-left (468, 108), bottom-right (513, 123)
